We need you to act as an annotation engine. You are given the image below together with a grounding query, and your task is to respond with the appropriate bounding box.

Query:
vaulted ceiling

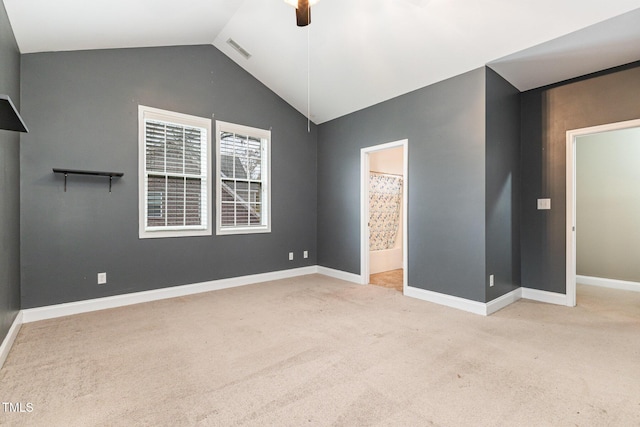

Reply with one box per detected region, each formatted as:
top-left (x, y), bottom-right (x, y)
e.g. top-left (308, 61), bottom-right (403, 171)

top-left (4, 0), bottom-right (640, 123)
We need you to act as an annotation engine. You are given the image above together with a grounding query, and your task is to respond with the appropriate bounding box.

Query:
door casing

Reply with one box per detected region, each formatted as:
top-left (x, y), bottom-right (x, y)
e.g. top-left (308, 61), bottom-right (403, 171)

top-left (360, 139), bottom-right (409, 291)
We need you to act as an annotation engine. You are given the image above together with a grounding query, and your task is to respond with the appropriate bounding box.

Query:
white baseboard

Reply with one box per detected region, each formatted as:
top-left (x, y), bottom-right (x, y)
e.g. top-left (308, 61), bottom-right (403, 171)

top-left (405, 285), bottom-right (568, 315)
top-left (14, 265), bottom-right (572, 329)
top-left (0, 311), bottom-right (23, 370)
top-left (405, 286), bottom-right (526, 316)
top-left (404, 286), bottom-right (567, 316)
top-left (577, 275), bottom-right (640, 293)
top-left (0, 268), bottom-right (573, 371)
top-left (404, 285), bottom-right (488, 316)
top-left (22, 266), bottom-right (318, 323)
top-left (316, 266), bottom-right (362, 284)
top-left (486, 288), bottom-right (522, 315)
top-left (521, 287), bottom-right (567, 306)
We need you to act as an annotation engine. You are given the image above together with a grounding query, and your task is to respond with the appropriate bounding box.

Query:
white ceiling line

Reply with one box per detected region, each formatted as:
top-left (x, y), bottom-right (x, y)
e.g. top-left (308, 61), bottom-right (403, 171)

top-left (4, 0), bottom-right (640, 123)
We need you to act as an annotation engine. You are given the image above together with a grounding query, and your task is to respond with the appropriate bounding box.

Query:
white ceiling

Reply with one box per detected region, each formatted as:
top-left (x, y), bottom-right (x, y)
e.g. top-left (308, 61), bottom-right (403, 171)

top-left (4, 0), bottom-right (640, 124)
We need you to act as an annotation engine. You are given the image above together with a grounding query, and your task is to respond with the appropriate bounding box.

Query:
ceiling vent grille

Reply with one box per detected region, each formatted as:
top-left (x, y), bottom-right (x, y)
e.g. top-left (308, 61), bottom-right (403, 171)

top-left (226, 38), bottom-right (251, 60)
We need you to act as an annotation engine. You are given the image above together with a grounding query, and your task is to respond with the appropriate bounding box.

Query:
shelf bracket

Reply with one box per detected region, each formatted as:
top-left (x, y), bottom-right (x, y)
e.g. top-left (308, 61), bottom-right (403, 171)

top-left (53, 168), bottom-right (124, 192)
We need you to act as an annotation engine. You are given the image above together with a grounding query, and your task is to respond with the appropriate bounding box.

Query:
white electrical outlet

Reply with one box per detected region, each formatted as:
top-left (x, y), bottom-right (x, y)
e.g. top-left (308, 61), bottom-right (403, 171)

top-left (289, 252), bottom-right (294, 261)
top-left (489, 274), bottom-right (494, 287)
top-left (303, 250), bottom-right (308, 259)
top-left (98, 272), bottom-right (107, 285)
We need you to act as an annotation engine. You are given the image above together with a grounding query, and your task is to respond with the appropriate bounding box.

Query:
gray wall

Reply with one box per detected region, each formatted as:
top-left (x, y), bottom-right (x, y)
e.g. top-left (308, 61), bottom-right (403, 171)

top-left (521, 62), bottom-right (640, 293)
top-left (485, 68), bottom-right (521, 301)
top-left (20, 45), bottom-right (317, 308)
top-left (576, 127), bottom-right (640, 282)
top-left (318, 68), bottom-right (488, 302)
top-left (0, 1), bottom-right (21, 341)
top-left (19, 38), bottom-right (635, 312)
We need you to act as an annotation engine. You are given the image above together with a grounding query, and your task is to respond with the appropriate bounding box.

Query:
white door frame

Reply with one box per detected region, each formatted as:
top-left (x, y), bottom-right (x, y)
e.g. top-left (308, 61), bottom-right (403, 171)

top-left (361, 139), bottom-right (409, 292)
top-left (565, 118), bottom-right (640, 306)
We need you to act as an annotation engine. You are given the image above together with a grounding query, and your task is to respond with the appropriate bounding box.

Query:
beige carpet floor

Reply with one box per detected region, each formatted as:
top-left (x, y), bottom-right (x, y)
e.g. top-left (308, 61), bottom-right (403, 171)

top-left (1, 275), bottom-right (639, 426)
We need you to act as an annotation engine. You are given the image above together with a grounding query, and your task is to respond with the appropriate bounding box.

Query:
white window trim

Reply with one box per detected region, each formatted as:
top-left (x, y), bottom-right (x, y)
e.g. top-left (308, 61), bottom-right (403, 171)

top-left (138, 105), bottom-right (212, 239)
top-left (216, 120), bottom-right (271, 235)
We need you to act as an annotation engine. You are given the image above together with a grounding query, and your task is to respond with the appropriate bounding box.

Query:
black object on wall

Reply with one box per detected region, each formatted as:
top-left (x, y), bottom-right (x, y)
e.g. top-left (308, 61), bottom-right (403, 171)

top-left (0, 94), bottom-right (28, 132)
top-left (20, 45), bottom-right (318, 309)
top-left (52, 169), bottom-right (124, 192)
top-left (0, 0), bottom-right (22, 353)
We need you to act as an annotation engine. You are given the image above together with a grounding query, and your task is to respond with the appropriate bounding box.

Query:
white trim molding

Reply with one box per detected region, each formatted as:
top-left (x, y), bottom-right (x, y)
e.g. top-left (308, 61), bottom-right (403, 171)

top-left (15, 266), bottom-right (574, 324)
top-left (215, 120), bottom-right (272, 236)
top-left (1, 268), bottom-right (575, 367)
top-left (577, 275), bottom-right (640, 292)
top-left (5, 266), bottom-right (575, 353)
top-left (18, 266), bottom-right (361, 325)
top-left (316, 266), bottom-right (362, 284)
top-left (138, 105), bottom-right (213, 239)
top-left (566, 118), bottom-right (640, 307)
top-left (22, 266), bottom-right (318, 323)
top-left (486, 288), bottom-right (522, 315)
top-left (361, 139), bottom-right (409, 288)
top-left (405, 285), bottom-right (569, 315)
top-left (0, 311), bottom-right (23, 370)
top-left (404, 286), bottom-right (527, 316)
top-left (405, 285), bottom-right (488, 316)
top-left (521, 287), bottom-right (568, 306)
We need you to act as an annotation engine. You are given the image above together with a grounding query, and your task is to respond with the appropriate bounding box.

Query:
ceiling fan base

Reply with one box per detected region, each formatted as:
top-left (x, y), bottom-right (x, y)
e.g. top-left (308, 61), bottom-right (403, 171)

top-left (295, 1), bottom-right (311, 26)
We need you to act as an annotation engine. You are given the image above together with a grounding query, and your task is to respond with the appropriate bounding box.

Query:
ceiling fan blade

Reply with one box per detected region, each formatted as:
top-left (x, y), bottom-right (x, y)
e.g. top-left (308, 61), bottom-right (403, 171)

top-left (295, 0), bottom-right (311, 26)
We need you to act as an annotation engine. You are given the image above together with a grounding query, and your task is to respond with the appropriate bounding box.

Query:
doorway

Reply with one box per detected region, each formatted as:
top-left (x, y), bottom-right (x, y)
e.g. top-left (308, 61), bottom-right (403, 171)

top-left (565, 118), bottom-right (640, 306)
top-left (361, 139), bottom-right (408, 293)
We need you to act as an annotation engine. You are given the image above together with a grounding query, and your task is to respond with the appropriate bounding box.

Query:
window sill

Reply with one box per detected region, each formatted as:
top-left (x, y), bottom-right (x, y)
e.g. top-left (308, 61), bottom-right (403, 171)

top-left (139, 228), bottom-right (212, 239)
top-left (216, 226), bottom-right (271, 236)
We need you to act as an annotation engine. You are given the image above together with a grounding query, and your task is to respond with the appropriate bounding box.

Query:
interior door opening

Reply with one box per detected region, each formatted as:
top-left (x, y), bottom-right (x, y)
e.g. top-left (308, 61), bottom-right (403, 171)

top-left (361, 140), bottom-right (408, 293)
top-left (566, 119), bottom-right (640, 306)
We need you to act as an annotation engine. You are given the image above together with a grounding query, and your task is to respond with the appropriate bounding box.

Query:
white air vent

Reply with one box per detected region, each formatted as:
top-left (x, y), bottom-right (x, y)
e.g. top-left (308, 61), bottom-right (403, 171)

top-left (226, 38), bottom-right (251, 60)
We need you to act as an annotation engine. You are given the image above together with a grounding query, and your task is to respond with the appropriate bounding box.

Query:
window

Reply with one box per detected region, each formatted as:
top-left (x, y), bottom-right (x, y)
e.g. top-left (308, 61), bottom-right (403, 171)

top-left (216, 121), bottom-right (271, 235)
top-left (138, 106), bottom-right (212, 238)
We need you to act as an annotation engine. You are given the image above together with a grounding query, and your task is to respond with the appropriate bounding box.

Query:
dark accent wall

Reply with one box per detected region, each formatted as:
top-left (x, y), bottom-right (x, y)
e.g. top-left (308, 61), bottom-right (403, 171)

top-left (0, 2), bottom-right (21, 341)
top-left (521, 62), bottom-right (640, 293)
top-left (20, 45), bottom-right (317, 308)
top-left (318, 68), bottom-right (488, 302)
top-left (485, 68), bottom-right (521, 301)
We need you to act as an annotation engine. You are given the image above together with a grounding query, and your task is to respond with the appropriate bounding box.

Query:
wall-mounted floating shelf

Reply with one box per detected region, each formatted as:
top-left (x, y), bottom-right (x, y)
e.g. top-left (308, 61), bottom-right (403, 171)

top-left (0, 94), bottom-right (29, 133)
top-left (53, 168), bottom-right (124, 192)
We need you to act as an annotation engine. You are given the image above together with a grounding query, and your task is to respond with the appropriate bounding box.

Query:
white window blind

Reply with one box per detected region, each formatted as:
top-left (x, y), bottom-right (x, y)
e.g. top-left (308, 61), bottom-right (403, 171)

top-left (139, 106), bottom-right (212, 238)
top-left (216, 121), bottom-right (271, 235)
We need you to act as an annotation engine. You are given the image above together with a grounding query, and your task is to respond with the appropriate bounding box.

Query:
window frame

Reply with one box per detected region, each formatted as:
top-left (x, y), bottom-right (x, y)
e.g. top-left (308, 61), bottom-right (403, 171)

top-left (215, 120), bottom-right (271, 235)
top-left (138, 105), bottom-right (212, 239)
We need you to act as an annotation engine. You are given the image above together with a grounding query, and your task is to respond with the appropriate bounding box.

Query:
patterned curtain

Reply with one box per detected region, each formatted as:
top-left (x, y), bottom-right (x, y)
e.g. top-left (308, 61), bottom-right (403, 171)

top-left (369, 172), bottom-right (403, 251)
